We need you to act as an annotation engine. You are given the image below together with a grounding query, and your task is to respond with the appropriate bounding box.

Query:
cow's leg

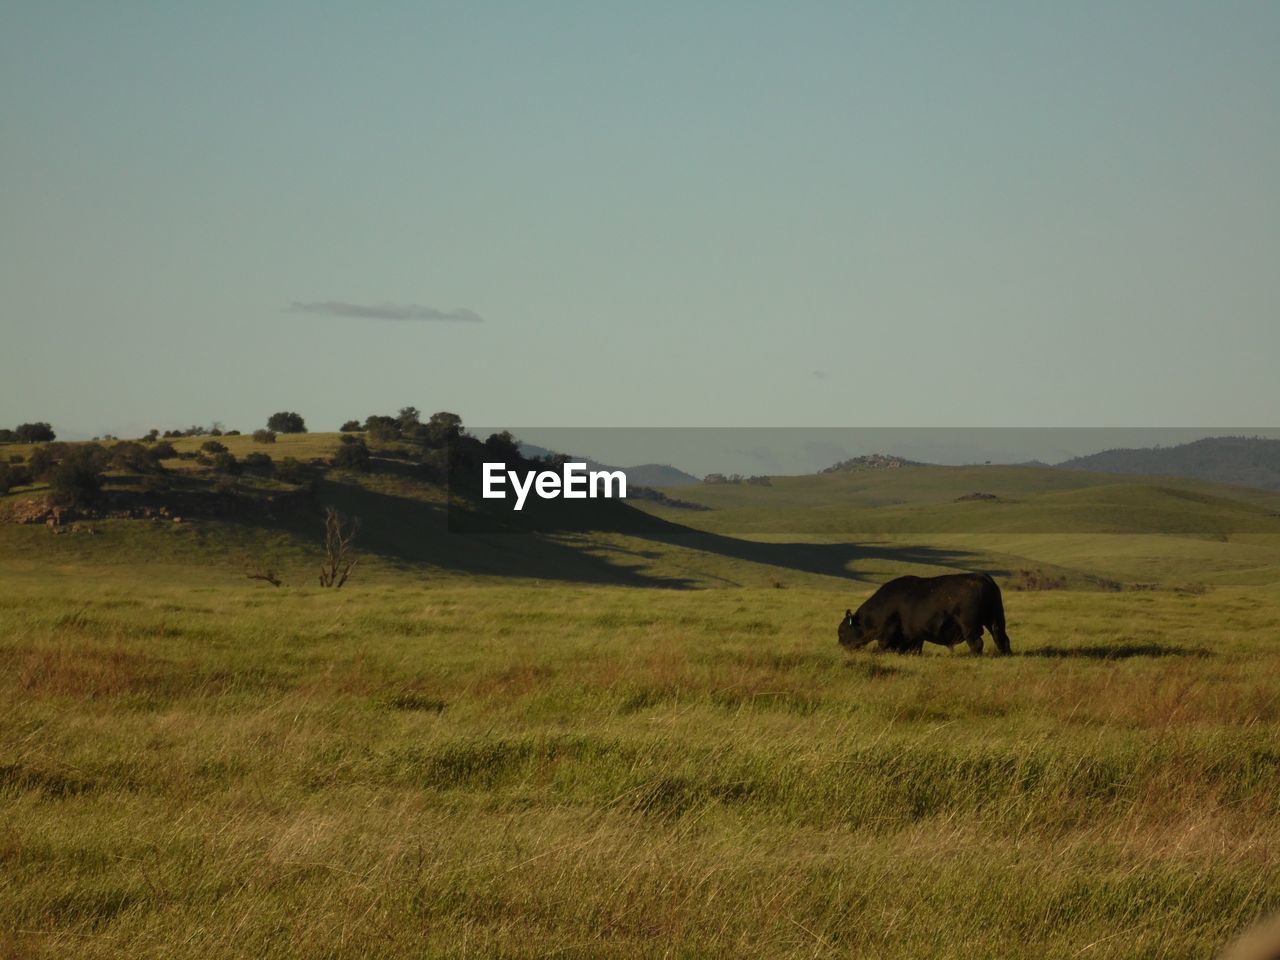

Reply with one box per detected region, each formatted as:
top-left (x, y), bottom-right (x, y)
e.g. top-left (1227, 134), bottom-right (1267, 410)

top-left (960, 617), bottom-right (984, 655)
top-left (875, 613), bottom-right (916, 654)
top-left (989, 619), bottom-right (1013, 656)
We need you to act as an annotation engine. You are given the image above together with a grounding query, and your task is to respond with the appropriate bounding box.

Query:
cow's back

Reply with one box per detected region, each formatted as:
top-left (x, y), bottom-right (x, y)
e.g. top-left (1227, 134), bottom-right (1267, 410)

top-left (855, 572), bottom-right (1010, 654)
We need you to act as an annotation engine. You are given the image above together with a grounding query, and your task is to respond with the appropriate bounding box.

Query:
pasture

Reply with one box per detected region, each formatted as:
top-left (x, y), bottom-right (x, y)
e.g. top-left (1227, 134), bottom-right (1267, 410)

top-left (4, 556), bottom-right (1280, 958)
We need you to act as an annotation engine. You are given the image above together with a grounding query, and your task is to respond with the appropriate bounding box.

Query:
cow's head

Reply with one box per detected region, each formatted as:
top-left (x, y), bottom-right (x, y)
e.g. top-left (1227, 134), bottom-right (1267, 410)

top-left (838, 608), bottom-right (869, 649)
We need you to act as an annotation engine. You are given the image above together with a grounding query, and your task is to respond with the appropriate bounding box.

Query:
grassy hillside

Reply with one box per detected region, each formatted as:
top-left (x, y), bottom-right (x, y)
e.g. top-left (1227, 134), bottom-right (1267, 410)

top-left (629, 464), bottom-right (1280, 588)
top-left (7, 436), bottom-right (1280, 592)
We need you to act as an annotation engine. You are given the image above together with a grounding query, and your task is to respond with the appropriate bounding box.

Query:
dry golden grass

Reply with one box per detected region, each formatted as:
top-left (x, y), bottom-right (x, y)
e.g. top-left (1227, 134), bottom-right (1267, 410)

top-left (2, 568), bottom-right (1279, 958)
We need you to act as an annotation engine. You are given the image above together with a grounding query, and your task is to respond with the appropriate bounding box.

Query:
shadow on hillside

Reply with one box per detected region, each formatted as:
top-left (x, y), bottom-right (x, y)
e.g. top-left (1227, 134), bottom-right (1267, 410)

top-left (245, 479), bottom-right (999, 589)
top-left (633, 529), bottom-right (995, 584)
top-left (1023, 644), bottom-right (1213, 660)
top-left (278, 480), bottom-right (700, 588)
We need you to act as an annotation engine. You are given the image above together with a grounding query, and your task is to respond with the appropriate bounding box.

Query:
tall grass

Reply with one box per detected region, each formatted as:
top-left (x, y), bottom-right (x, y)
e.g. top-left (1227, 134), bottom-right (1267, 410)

top-left (3, 572), bottom-right (1279, 957)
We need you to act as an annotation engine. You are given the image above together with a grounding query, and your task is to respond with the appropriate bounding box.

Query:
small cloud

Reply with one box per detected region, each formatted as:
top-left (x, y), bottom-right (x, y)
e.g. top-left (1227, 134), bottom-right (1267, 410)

top-left (288, 301), bottom-right (483, 323)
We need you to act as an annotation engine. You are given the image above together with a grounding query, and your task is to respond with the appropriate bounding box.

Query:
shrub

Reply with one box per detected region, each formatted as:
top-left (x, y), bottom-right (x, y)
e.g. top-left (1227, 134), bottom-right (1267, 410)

top-left (142, 429), bottom-right (160, 442)
top-left (152, 441), bottom-right (178, 460)
top-left (49, 451), bottom-right (102, 507)
top-left (224, 429), bottom-right (240, 436)
top-left (276, 457), bottom-right (307, 484)
top-left (333, 439), bottom-right (370, 472)
top-left (366, 422), bottom-right (400, 444)
top-left (201, 440), bottom-right (228, 454)
top-left (266, 412), bottom-right (306, 434)
top-left (209, 451), bottom-right (240, 475)
top-left (5, 463), bottom-right (32, 489)
top-left (29, 446), bottom-right (55, 480)
top-left (340, 420), bottom-right (362, 432)
top-left (243, 452), bottom-right (274, 474)
top-left (253, 429), bottom-right (277, 444)
top-left (0, 429), bottom-right (15, 444)
top-left (109, 441), bottom-right (164, 473)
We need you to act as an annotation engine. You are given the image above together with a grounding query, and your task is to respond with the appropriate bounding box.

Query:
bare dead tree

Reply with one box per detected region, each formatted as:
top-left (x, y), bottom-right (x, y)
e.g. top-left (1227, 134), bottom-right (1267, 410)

top-left (235, 550), bottom-right (283, 587)
top-left (319, 506), bottom-right (359, 588)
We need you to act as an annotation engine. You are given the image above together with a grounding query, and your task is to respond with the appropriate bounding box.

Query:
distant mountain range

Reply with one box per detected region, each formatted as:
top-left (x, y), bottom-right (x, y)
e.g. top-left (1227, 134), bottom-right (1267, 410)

top-left (1054, 436), bottom-right (1280, 491)
top-left (809, 437), bottom-right (1280, 493)
top-left (520, 435), bottom-right (1280, 494)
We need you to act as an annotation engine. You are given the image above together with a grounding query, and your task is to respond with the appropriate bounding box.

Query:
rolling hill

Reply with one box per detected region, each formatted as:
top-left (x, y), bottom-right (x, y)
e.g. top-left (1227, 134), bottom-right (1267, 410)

top-left (1056, 435), bottom-right (1280, 491)
top-left (5, 430), bottom-right (1280, 593)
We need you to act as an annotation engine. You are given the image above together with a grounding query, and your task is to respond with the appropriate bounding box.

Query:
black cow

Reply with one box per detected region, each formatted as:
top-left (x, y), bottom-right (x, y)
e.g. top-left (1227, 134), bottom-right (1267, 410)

top-left (838, 572), bottom-right (1012, 656)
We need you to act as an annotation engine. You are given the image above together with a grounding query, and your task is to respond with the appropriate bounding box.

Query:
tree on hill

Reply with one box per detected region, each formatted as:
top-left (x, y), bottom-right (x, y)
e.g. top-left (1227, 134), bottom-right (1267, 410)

top-left (484, 431), bottom-right (521, 462)
top-left (333, 438), bottom-right (371, 472)
top-left (13, 422), bottom-right (56, 443)
top-left (364, 415), bottom-right (400, 444)
top-left (426, 412), bottom-right (462, 446)
top-left (340, 420), bottom-right (362, 432)
top-left (398, 407), bottom-right (421, 432)
top-left (266, 412), bottom-right (307, 434)
top-left (49, 449), bottom-right (102, 508)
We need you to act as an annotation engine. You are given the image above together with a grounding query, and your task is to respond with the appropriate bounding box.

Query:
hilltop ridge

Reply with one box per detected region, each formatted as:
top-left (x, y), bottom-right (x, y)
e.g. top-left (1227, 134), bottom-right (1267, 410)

top-left (1056, 435), bottom-right (1280, 491)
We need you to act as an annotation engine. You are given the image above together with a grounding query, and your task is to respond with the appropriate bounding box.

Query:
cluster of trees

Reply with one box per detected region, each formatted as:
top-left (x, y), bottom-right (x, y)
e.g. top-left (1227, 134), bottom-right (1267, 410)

top-left (0, 422), bottom-right (56, 444)
top-left (0, 405), bottom-right (531, 506)
top-left (0, 439), bottom-right (179, 504)
top-left (329, 408), bottom-right (466, 474)
top-left (330, 408), bottom-right (527, 480)
top-left (340, 407), bottom-right (460, 446)
top-left (155, 423), bottom-right (240, 439)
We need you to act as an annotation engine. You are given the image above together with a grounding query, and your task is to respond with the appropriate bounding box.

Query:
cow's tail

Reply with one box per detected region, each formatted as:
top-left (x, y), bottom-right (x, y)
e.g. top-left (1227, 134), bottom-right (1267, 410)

top-left (984, 573), bottom-right (1013, 656)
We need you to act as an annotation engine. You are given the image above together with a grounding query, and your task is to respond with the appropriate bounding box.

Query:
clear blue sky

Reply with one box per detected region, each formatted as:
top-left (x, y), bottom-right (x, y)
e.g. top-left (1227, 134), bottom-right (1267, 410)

top-left (2, 2), bottom-right (1277, 438)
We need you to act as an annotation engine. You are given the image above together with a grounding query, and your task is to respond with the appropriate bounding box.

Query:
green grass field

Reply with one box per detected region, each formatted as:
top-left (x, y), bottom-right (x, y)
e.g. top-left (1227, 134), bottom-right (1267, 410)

top-left (3, 439), bottom-right (1280, 957)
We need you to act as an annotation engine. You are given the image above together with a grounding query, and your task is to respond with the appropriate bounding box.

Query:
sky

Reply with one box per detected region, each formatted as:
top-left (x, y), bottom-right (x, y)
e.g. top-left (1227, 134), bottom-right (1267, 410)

top-left (1, 2), bottom-right (1277, 441)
